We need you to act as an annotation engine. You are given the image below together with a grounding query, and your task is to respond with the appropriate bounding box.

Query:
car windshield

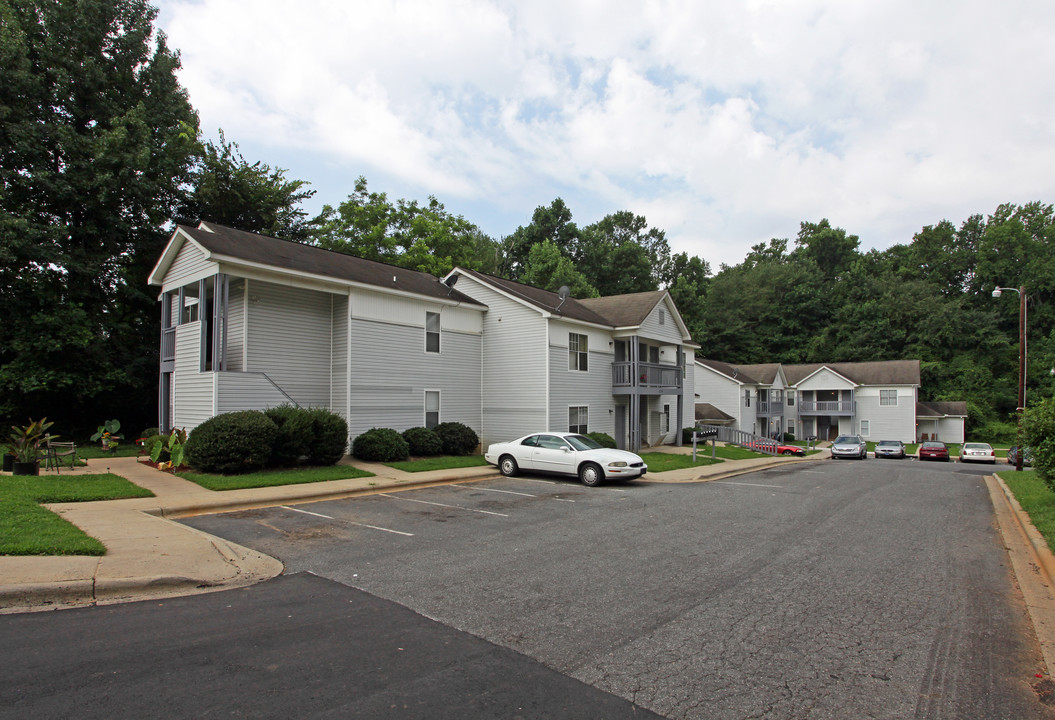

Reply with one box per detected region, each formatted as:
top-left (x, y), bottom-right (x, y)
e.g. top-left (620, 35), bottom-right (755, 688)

top-left (566, 434), bottom-right (603, 451)
top-left (834, 436), bottom-right (861, 444)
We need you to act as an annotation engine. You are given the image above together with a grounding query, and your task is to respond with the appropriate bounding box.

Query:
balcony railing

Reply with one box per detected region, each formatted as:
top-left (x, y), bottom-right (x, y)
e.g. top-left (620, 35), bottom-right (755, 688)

top-left (798, 400), bottom-right (855, 415)
top-left (161, 328), bottom-right (176, 363)
top-left (756, 400), bottom-right (785, 416)
top-left (612, 361), bottom-right (682, 391)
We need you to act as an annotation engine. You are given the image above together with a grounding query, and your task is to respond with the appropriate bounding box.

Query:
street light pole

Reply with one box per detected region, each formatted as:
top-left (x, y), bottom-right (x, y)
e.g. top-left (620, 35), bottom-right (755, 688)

top-left (993, 286), bottom-right (1027, 471)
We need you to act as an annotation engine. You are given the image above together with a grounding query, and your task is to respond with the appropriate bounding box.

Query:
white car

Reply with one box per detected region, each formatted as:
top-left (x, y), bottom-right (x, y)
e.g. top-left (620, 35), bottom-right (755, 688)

top-left (959, 442), bottom-right (996, 464)
top-left (830, 434), bottom-right (868, 460)
top-left (484, 432), bottom-right (647, 486)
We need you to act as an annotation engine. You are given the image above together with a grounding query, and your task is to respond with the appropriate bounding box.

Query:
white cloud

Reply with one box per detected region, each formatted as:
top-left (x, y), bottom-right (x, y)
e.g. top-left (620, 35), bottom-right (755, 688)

top-left (155, 0), bottom-right (1055, 268)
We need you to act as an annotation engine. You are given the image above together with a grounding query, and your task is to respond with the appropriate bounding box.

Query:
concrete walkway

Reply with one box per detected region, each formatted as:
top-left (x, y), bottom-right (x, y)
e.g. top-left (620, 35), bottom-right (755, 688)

top-left (0, 449), bottom-right (818, 613)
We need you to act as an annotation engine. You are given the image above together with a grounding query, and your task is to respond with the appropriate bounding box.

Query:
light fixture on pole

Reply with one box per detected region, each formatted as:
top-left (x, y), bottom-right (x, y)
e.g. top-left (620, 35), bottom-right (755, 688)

top-left (993, 286), bottom-right (1027, 471)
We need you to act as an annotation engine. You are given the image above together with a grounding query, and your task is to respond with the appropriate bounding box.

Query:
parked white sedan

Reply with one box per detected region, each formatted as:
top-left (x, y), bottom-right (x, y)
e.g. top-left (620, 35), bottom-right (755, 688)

top-left (485, 432), bottom-right (647, 486)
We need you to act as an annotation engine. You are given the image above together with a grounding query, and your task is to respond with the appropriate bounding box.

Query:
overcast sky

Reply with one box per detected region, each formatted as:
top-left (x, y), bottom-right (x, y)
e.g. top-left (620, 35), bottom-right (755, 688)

top-left (154, 0), bottom-right (1055, 269)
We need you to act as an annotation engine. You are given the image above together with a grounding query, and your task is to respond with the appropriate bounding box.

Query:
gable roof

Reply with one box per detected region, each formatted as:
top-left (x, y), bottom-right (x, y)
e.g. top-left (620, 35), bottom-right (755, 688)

top-left (783, 360), bottom-right (921, 387)
top-left (577, 291), bottom-right (666, 327)
top-left (917, 401), bottom-right (968, 418)
top-left (695, 359), bottom-right (764, 385)
top-left (733, 363), bottom-right (783, 385)
top-left (452, 268), bottom-right (611, 325)
top-left (149, 223), bottom-right (485, 305)
top-left (695, 403), bottom-right (736, 423)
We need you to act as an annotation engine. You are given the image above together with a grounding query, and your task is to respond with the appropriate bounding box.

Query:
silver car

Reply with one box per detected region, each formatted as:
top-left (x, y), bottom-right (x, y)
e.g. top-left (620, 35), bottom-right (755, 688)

top-left (959, 442), bottom-right (996, 464)
top-left (874, 440), bottom-right (906, 459)
top-left (831, 434), bottom-right (868, 459)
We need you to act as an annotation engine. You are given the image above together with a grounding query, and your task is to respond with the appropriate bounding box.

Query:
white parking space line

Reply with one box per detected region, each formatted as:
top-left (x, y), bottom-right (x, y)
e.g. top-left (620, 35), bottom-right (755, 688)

top-left (449, 484), bottom-right (536, 497)
top-left (378, 493), bottom-right (510, 517)
top-left (280, 505), bottom-right (414, 537)
top-left (517, 476), bottom-right (625, 493)
top-left (712, 481), bottom-right (784, 489)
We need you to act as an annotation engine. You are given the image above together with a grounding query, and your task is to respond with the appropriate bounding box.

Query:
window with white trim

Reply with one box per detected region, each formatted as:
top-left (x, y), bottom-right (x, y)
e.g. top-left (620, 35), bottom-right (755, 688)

top-left (787, 390), bottom-right (795, 406)
top-left (569, 333), bottom-right (588, 371)
top-left (569, 406), bottom-right (588, 434)
top-left (659, 309), bottom-right (666, 325)
top-left (744, 390), bottom-right (751, 407)
top-left (663, 404), bottom-right (670, 433)
top-left (860, 420), bottom-right (870, 437)
top-left (425, 391), bottom-right (440, 429)
top-left (787, 420), bottom-right (796, 437)
top-left (425, 312), bottom-right (440, 353)
top-left (880, 389), bottom-right (897, 406)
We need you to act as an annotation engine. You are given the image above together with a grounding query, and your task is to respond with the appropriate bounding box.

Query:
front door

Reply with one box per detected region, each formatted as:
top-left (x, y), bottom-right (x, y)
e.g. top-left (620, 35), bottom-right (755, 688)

top-left (615, 405), bottom-right (627, 450)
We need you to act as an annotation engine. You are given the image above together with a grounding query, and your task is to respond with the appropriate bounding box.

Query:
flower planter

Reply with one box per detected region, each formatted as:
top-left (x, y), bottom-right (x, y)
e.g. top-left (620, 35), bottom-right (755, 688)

top-left (12, 461), bottom-right (39, 476)
top-left (2, 454), bottom-right (13, 472)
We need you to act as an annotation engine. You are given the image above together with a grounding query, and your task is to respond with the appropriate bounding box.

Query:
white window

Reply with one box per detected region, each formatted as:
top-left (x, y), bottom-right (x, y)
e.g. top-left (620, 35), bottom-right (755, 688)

top-left (787, 420), bottom-right (796, 437)
top-left (425, 390), bottom-right (440, 428)
top-left (744, 390), bottom-right (751, 407)
top-left (787, 391), bottom-right (795, 406)
top-left (860, 420), bottom-right (870, 437)
top-left (880, 389), bottom-right (897, 406)
top-left (569, 333), bottom-right (588, 371)
top-left (569, 406), bottom-right (588, 434)
top-left (663, 404), bottom-right (671, 433)
top-left (181, 283), bottom-right (200, 324)
top-left (425, 312), bottom-right (440, 353)
top-left (659, 309), bottom-right (666, 325)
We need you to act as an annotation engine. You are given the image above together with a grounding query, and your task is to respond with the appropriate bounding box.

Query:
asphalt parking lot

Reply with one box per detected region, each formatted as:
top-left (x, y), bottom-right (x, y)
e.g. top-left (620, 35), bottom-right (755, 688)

top-left (185, 460), bottom-right (1054, 719)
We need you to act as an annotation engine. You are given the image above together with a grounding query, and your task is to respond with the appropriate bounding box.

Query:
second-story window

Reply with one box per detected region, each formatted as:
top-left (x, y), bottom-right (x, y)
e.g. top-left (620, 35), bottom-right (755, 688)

top-left (569, 333), bottom-right (588, 371)
top-left (744, 389), bottom-right (751, 407)
top-left (425, 312), bottom-right (440, 353)
top-left (880, 389), bottom-right (897, 406)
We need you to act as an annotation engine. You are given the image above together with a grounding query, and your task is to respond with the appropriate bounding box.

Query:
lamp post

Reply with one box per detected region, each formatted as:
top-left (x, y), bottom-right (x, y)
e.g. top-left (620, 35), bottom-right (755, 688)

top-left (992, 286), bottom-right (1026, 471)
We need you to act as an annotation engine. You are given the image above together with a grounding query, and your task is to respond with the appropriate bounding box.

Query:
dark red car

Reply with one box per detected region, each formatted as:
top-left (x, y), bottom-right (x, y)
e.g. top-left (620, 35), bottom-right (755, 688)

top-left (746, 440), bottom-right (806, 456)
top-left (917, 441), bottom-right (950, 462)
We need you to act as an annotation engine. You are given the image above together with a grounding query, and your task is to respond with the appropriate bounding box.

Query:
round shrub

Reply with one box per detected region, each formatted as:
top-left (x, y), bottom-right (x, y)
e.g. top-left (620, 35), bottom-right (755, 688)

top-left (1023, 398), bottom-right (1055, 489)
top-left (586, 432), bottom-right (617, 448)
top-left (184, 411), bottom-right (278, 474)
top-left (433, 421), bottom-right (479, 456)
top-left (352, 428), bottom-right (409, 462)
top-left (305, 408), bottom-right (348, 465)
top-left (403, 426), bottom-right (443, 456)
top-left (265, 405), bottom-right (313, 467)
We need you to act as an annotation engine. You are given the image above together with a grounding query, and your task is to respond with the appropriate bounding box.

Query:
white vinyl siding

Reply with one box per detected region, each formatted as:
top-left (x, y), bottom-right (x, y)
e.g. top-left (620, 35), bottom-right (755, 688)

top-left (225, 279), bottom-right (245, 372)
top-left (242, 282), bottom-right (332, 408)
top-left (330, 294), bottom-right (349, 418)
top-left (346, 317), bottom-right (481, 439)
top-left (163, 240), bottom-right (216, 291)
top-left (855, 386), bottom-right (916, 441)
top-left (694, 364), bottom-right (746, 432)
top-left (548, 341), bottom-right (614, 438)
top-left (453, 275), bottom-right (549, 447)
top-left (172, 323), bottom-right (214, 431)
top-left (638, 298), bottom-right (685, 345)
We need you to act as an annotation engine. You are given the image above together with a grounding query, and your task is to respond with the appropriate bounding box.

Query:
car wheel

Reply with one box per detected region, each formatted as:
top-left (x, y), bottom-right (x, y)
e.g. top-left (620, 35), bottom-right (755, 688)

top-left (781, 449), bottom-right (794, 455)
top-left (499, 455), bottom-right (518, 477)
top-left (579, 462), bottom-right (603, 487)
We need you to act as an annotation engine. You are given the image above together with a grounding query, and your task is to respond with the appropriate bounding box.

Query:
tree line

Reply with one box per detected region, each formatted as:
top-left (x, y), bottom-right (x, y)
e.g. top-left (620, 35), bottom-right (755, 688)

top-left (2, 0), bottom-right (1049, 442)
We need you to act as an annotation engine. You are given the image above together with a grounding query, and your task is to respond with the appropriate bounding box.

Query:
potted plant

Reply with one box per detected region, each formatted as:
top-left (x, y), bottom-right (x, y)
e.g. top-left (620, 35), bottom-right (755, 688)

top-left (90, 419), bottom-right (122, 452)
top-left (6, 418), bottom-right (54, 476)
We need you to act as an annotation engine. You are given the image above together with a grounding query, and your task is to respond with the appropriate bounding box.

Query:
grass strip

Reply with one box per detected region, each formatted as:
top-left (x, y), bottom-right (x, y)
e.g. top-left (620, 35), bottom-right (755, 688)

top-left (178, 464), bottom-right (374, 491)
top-left (637, 452), bottom-right (723, 472)
top-left (384, 456), bottom-right (490, 472)
top-left (0, 474), bottom-right (154, 556)
top-left (1000, 470), bottom-right (1055, 554)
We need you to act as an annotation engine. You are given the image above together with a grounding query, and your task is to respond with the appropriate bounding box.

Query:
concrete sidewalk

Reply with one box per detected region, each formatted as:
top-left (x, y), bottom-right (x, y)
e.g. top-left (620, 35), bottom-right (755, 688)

top-left (0, 449), bottom-right (819, 613)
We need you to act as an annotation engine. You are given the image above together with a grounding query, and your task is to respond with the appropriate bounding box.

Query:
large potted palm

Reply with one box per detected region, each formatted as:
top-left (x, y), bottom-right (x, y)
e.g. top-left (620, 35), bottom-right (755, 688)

top-left (6, 418), bottom-right (53, 476)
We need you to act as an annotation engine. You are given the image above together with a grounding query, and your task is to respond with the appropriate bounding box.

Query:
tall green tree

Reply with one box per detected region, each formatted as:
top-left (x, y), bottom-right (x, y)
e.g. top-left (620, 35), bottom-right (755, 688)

top-left (499, 198), bottom-right (578, 280)
top-left (314, 176), bottom-right (497, 275)
top-left (519, 239), bottom-right (598, 298)
top-left (574, 211), bottom-right (671, 296)
top-left (0, 0), bottom-right (199, 434)
top-left (176, 130), bottom-right (320, 242)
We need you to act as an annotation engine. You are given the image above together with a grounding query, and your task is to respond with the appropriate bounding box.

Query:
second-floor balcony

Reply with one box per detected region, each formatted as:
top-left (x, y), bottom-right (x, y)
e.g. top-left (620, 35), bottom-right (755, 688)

top-left (612, 361), bottom-right (682, 394)
top-left (756, 400), bottom-right (785, 416)
top-left (798, 400), bottom-right (856, 416)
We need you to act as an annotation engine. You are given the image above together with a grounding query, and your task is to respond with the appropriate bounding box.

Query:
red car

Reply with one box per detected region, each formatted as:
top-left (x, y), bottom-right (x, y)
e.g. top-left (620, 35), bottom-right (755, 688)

top-left (745, 440), bottom-right (806, 456)
top-left (917, 441), bottom-right (950, 462)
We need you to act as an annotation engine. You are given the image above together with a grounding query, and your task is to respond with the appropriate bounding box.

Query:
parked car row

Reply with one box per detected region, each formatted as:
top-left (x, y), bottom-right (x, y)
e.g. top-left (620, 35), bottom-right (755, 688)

top-left (835, 439), bottom-right (1014, 463)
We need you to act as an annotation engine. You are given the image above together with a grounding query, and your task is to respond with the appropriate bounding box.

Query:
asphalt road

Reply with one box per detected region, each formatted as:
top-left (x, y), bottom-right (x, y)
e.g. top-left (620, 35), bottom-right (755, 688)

top-left (179, 458), bottom-right (1055, 719)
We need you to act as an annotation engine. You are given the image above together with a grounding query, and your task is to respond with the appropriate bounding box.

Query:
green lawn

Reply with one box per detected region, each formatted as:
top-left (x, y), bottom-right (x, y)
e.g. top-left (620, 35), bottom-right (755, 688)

top-left (385, 455), bottom-right (490, 472)
top-left (637, 451), bottom-right (723, 472)
top-left (1000, 470), bottom-right (1055, 555)
top-left (0, 474), bottom-right (154, 556)
top-left (178, 464), bottom-right (374, 491)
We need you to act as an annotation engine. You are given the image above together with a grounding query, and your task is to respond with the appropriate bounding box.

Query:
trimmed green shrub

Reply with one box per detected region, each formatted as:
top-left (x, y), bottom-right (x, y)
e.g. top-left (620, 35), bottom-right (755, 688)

top-left (433, 422), bottom-right (479, 456)
top-left (352, 428), bottom-right (409, 462)
top-left (265, 405), bottom-right (313, 467)
top-left (1022, 398), bottom-right (1055, 489)
top-left (682, 427), bottom-right (696, 444)
top-left (587, 432), bottom-right (617, 448)
top-left (184, 411), bottom-right (278, 474)
top-left (305, 408), bottom-right (348, 465)
top-left (782, 432), bottom-right (796, 442)
top-left (139, 427), bottom-right (160, 440)
top-left (403, 427), bottom-right (443, 456)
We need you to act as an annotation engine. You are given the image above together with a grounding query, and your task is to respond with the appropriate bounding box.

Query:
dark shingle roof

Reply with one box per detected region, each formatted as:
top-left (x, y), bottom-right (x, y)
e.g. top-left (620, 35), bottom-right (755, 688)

top-left (783, 360), bottom-right (921, 386)
top-left (454, 268), bottom-right (612, 325)
top-left (696, 359), bottom-right (763, 385)
top-left (917, 401), bottom-right (968, 417)
top-left (695, 403), bottom-right (736, 423)
top-left (577, 291), bottom-right (667, 327)
top-left (170, 223), bottom-right (484, 305)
